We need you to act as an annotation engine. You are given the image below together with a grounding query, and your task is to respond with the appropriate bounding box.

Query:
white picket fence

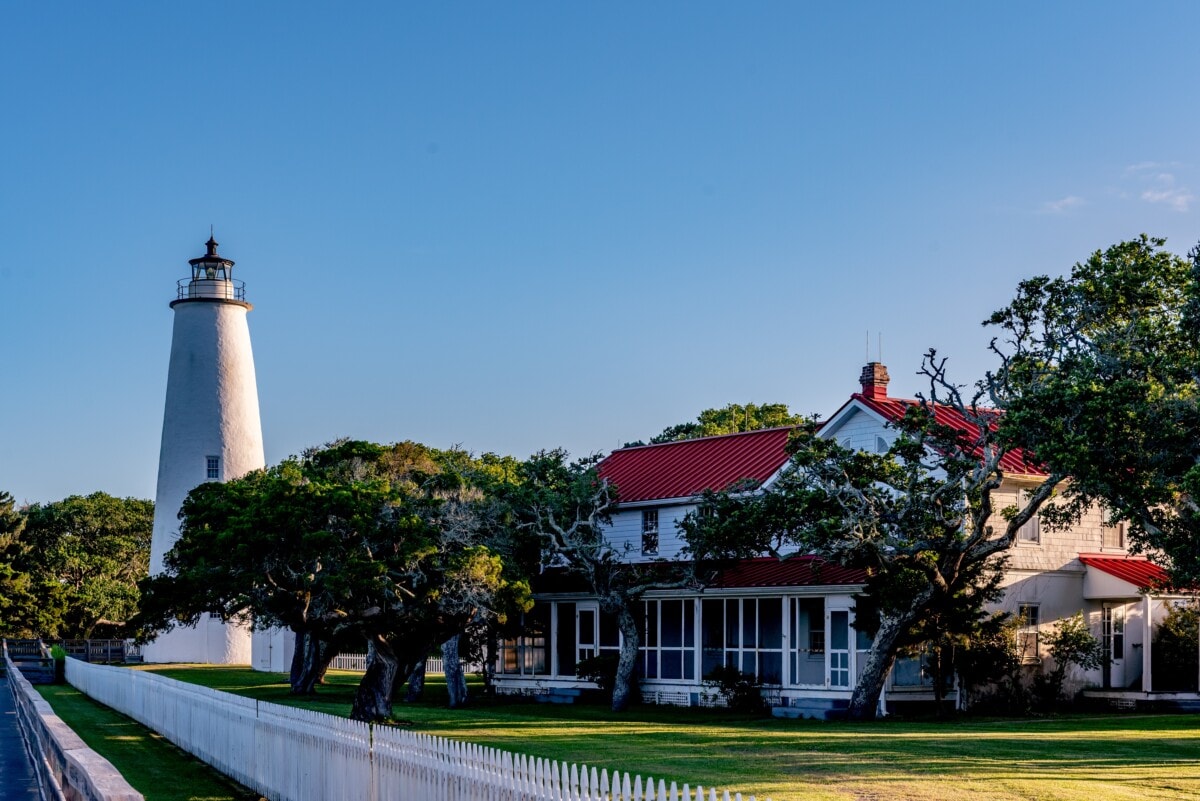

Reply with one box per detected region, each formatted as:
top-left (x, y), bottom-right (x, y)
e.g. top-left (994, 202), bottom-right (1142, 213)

top-left (66, 659), bottom-right (763, 801)
top-left (329, 653), bottom-right (484, 674)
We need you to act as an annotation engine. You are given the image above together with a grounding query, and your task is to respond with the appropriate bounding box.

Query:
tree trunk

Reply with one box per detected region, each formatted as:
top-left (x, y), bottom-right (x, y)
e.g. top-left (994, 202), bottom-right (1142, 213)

top-left (443, 634), bottom-right (469, 709)
top-left (289, 629), bottom-right (325, 695)
top-left (846, 611), bottom-right (911, 720)
top-left (351, 634), bottom-right (399, 722)
top-left (403, 659), bottom-right (426, 703)
top-left (611, 603), bottom-right (640, 713)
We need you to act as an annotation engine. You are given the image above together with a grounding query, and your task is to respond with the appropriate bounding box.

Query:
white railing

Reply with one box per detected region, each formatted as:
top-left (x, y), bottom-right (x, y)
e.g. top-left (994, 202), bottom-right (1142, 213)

top-left (66, 659), bottom-right (763, 801)
top-left (328, 653), bottom-right (484, 674)
top-left (4, 645), bottom-right (143, 800)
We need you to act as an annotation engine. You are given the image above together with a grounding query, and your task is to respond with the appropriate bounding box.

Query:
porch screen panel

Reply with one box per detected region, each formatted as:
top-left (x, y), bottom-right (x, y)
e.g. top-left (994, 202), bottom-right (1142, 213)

top-left (579, 608), bottom-right (597, 662)
top-left (702, 599), bottom-right (724, 677)
top-left (790, 598), bottom-right (825, 686)
top-left (854, 625), bottom-right (872, 682)
top-left (758, 598), bottom-right (783, 685)
top-left (641, 600), bottom-right (696, 680)
top-left (830, 610), bottom-right (850, 688)
top-left (498, 603), bottom-right (549, 676)
top-left (599, 609), bottom-right (621, 660)
top-left (556, 602), bottom-right (576, 677)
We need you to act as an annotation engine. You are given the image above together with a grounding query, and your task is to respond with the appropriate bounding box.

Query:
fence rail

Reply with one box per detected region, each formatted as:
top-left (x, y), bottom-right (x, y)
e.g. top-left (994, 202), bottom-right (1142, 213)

top-left (329, 653), bottom-right (484, 674)
top-left (66, 659), bottom-right (762, 801)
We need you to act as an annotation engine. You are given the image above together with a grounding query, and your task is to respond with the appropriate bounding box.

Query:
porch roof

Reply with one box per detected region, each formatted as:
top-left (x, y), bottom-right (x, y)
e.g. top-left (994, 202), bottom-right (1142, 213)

top-left (710, 556), bottom-right (867, 588)
top-left (1079, 554), bottom-right (1171, 598)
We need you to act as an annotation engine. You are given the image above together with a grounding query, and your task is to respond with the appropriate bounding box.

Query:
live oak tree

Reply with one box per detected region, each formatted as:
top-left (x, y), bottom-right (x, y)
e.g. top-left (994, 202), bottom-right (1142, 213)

top-left (685, 353), bottom-right (1060, 720)
top-left (642, 403), bottom-right (804, 445)
top-left (512, 450), bottom-right (749, 712)
top-left (0, 490), bottom-right (50, 637)
top-left (19, 493), bottom-right (153, 638)
top-left (136, 440), bottom-right (522, 722)
top-left (987, 235), bottom-right (1200, 586)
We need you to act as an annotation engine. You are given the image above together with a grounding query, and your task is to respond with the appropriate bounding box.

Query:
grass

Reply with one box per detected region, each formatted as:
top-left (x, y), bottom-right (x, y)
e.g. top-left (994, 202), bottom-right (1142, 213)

top-left (35, 682), bottom-right (260, 801)
top-left (137, 665), bottom-right (1200, 801)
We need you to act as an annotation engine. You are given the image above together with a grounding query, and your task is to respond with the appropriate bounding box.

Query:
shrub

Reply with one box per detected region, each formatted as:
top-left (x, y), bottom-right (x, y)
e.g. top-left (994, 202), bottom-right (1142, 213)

top-left (1039, 612), bottom-right (1104, 707)
top-left (576, 653), bottom-right (621, 698)
top-left (1153, 602), bottom-right (1198, 691)
top-left (703, 664), bottom-right (766, 713)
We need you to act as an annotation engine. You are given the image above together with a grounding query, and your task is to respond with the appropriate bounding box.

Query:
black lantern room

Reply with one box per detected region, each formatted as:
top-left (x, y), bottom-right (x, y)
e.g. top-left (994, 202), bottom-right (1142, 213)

top-left (189, 235), bottom-right (235, 282)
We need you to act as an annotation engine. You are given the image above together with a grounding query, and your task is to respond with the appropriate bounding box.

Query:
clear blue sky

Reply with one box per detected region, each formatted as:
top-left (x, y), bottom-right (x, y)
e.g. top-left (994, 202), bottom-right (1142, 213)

top-left (3, 3), bottom-right (1199, 504)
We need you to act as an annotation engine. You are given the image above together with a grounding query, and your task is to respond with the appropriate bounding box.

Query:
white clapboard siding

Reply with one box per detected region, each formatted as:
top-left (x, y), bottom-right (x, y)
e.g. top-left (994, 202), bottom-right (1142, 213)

top-left (66, 658), bottom-right (763, 801)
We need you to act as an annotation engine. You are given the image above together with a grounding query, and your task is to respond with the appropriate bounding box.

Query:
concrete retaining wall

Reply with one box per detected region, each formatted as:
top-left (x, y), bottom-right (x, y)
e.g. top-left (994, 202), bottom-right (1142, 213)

top-left (4, 653), bottom-right (142, 801)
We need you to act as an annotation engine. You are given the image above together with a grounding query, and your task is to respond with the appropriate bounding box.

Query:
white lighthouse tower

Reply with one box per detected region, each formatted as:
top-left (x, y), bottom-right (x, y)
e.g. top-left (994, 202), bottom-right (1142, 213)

top-left (143, 235), bottom-right (264, 664)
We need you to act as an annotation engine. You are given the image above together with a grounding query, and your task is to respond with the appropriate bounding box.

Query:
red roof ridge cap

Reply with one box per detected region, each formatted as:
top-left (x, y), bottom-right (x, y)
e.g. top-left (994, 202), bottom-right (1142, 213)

top-left (612, 425), bottom-right (797, 452)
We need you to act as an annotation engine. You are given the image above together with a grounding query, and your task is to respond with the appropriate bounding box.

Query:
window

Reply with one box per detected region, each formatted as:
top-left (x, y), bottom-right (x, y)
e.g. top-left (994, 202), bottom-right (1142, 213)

top-left (1017, 604), bottom-right (1040, 662)
top-left (1016, 492), bottom-right (1040, 544)
top-left (1101, 522), bottom-right (1125, 549)
top-left (639, 599), bottom-right (695, 681)
top-left (497, 603), bottom-right (550, 675)
top-left (701, 597), bottom-right (783, 685)
top-left (206, 455), bottom-right (220, 480)
top-left (641, 510), bottom-right (659, 555)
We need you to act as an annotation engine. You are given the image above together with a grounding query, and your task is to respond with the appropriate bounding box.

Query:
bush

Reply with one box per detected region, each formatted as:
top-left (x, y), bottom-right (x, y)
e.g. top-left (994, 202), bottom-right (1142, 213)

top-left (703, 664), bottom-right (766, 713)
top-left (576, 653), bottom-right (621, 698)
top-left (1153, 602), bottom-right (1198, 691)
top-left (1040, 612), bottom-right (1104, 707)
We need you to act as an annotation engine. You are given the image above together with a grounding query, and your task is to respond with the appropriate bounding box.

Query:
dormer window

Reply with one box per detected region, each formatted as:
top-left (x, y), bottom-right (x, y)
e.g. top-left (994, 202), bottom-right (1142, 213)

top-left (641, 510), bottom-right (659, 555)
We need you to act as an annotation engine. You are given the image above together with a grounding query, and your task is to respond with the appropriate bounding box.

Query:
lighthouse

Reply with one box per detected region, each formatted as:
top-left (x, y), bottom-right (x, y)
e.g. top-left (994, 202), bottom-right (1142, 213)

top-left (143, 235), bottom-right (264, 664)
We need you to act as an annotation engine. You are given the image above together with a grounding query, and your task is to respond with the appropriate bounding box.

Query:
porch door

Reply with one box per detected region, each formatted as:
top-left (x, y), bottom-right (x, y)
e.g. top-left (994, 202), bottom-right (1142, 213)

top-left (577, 603), bottom-right (599, 663)
top-left (1102, 604), bottom-right (1125, 688)
top-left (828, 610), bottom-right (851, 688)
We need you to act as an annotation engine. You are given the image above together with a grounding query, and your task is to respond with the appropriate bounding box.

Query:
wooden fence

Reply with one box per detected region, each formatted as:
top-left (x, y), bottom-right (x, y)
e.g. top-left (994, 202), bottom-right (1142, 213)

top-left (66, 659), bottom-right (763, 801)
top-left (329, 653), bottom-right (484, 675)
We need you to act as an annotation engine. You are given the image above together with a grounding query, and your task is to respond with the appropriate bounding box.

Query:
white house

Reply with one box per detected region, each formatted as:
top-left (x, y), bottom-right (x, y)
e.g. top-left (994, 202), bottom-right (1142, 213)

top-left (491, 363), bottom-right (1192, 716)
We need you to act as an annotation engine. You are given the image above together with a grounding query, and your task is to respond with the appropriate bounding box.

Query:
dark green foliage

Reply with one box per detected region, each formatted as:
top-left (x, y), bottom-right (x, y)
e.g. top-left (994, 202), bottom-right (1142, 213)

top-left (1, 492), bottom-right (152, 638)
top-left (702, 664), bottom-right (766, 713)
top-left (1037, 612), bottom-right (1104, 707)
top-left (988, 236), bottom-right (1200, 586)
top-left (648, 403), bottom-right (804, 444)
top-left (135, 440), bottom-right (527, 720)
top-left (575, 652), bottom-right (620, 696)
top-left (1152, 602), bottom-right (1198, 691)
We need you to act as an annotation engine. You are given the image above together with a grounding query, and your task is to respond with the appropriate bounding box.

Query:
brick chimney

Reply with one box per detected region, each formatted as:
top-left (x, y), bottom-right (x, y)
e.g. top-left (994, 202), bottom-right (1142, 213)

top-left (859, 362), bottom-right (890, 401)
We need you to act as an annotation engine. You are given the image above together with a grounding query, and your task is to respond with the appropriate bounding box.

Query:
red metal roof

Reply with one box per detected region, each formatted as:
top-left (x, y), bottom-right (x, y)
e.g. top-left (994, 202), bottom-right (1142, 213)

top-left (848, 393), bottom-right (1046, 476)
top-left (711, 556), bottom-right (867, 588)
top-left (1079, 554), bottom-right (1171, 591)
top-left (599, 427), bottom-right (794, 503)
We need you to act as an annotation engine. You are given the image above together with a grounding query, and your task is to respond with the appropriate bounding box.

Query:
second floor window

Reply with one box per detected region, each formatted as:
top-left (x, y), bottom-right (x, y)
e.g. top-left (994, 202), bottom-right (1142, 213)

top-left (1101, 521), bottom-right (1125, 549)
top-left (206, 455), bottom-right (220, 480)
top-left (1016, 491), bottom-right (1040, 544)
top-left (641, 509), bottom-right (659, 555)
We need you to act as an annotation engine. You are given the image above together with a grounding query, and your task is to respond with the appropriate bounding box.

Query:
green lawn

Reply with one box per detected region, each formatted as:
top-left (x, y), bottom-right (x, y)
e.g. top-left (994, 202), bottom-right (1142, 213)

top-left (35, 682), bottom-right (260, 801)
top-left (138, 665), bottom-right (1200, 801)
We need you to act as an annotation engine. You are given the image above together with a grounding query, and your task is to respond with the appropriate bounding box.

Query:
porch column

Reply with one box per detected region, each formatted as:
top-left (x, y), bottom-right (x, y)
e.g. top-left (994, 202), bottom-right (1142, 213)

top-left (1143, 594), bottom-right (1153, 692)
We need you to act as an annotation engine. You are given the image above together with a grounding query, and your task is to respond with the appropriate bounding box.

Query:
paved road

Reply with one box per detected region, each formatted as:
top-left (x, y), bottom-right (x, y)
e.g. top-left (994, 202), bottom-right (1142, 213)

top-left (0, 673), bottom-right (43, 800)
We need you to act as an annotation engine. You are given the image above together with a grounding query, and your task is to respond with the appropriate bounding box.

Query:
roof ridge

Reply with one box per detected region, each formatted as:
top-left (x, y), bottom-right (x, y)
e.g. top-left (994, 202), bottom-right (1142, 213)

top-left (614, 425), bottom-right (796, 452)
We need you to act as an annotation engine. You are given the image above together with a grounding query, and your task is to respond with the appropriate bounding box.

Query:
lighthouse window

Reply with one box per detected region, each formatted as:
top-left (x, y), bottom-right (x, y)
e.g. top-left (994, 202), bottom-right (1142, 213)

top-left (206, 456), bottom-right (220, 480)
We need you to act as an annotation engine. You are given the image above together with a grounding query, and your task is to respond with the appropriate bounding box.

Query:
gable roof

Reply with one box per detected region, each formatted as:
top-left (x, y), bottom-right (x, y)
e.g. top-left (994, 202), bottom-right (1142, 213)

top-left (599, 427), bottom-right (794, 503)
top-left (1079, 554), bottom-right (1171, 591)
top-left (845, 392), bottom-right (1046, 477)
